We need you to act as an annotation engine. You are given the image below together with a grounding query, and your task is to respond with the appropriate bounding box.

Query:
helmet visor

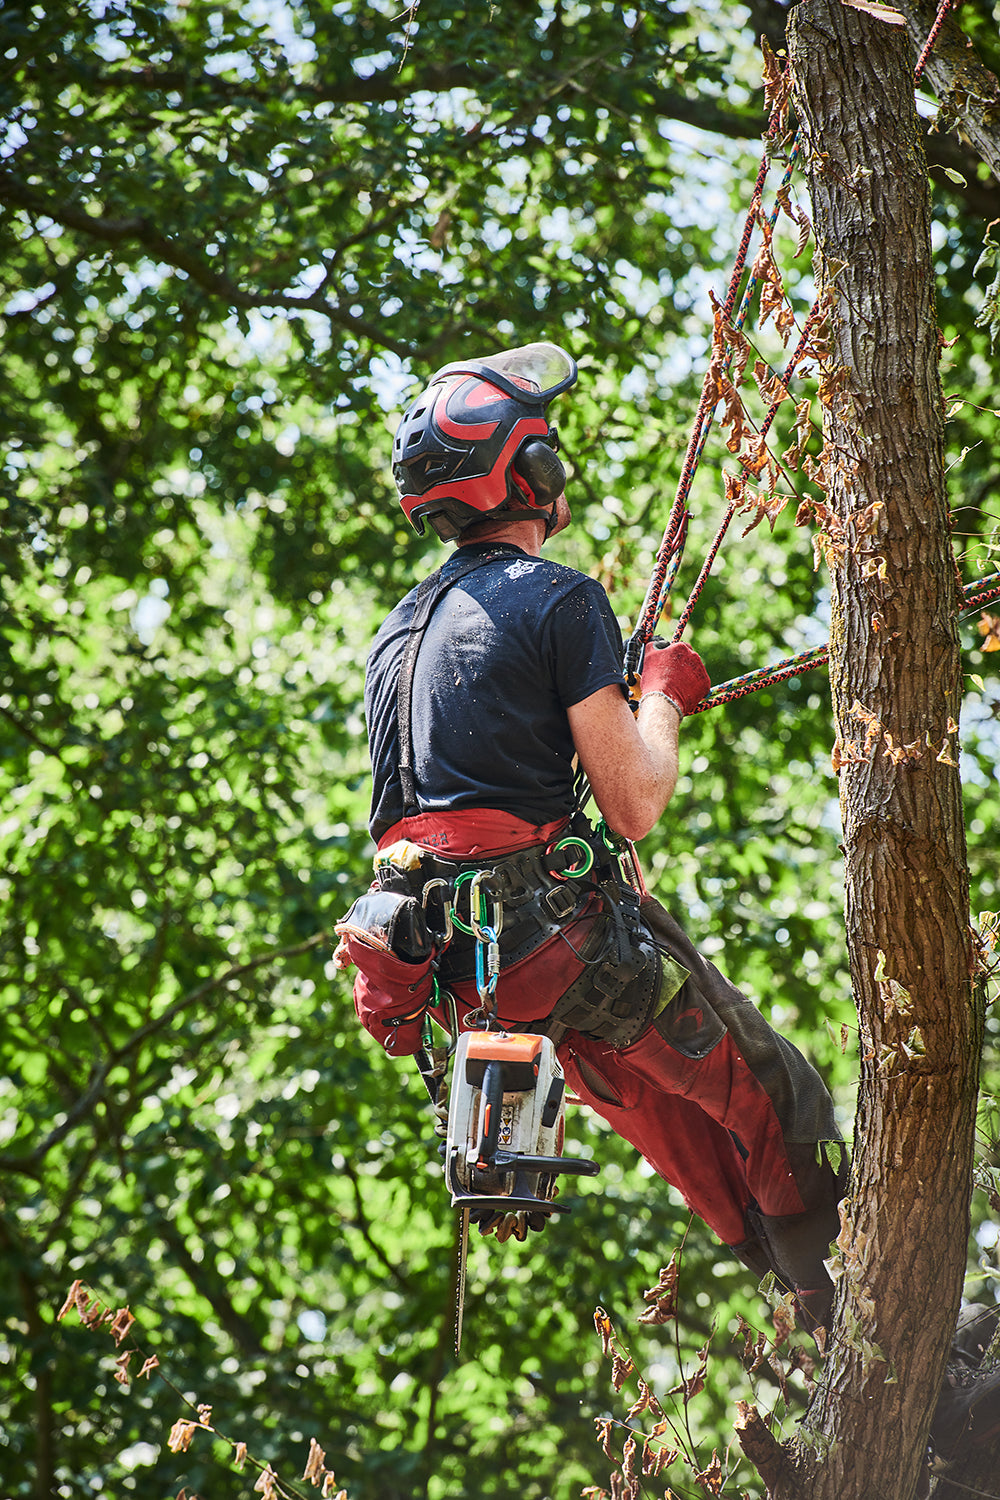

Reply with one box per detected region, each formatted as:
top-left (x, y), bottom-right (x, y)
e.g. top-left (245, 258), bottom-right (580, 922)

top-left (430, 342), bottom-right (577, 405)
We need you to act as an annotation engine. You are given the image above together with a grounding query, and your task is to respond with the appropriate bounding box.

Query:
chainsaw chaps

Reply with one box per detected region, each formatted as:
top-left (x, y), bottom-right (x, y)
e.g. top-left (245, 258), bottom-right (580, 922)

top-left (445, 1030), bottom-right (600, 1220)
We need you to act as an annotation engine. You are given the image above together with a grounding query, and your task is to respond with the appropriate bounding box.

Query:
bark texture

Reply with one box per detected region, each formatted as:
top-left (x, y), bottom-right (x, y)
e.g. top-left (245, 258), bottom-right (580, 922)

top-left (898, 0), bottom-right (1000, 182)
top-left (753, 2), bottom-right (986, 1495)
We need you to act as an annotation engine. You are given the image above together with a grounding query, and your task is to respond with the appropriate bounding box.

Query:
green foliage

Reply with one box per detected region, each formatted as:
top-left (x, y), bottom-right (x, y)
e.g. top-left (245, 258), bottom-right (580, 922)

top-left (1, 2), bottom-right (999, 1498)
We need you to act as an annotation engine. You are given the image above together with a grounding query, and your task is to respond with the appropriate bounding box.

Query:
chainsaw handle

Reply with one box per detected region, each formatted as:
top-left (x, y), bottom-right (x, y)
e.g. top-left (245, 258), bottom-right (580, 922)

top-left (475, 1060), bottom-right (504, 1168)
top-left (491, 1150), bottom-right (600, 1177)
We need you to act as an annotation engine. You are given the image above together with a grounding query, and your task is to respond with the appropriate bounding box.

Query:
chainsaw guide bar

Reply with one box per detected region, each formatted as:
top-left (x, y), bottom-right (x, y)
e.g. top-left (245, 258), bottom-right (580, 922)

top-left (444, 1030), bottom-right (599, 1354)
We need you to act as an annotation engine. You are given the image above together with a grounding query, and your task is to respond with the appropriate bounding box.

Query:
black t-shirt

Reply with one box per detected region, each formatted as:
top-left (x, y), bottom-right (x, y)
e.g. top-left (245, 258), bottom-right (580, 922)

top-left (365, 543), bottom-right (626, 840)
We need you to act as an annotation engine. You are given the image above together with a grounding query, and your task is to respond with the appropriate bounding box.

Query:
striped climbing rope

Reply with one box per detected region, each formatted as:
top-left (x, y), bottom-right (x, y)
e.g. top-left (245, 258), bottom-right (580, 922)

top-left (693, 572), bottom-right (1000, 713)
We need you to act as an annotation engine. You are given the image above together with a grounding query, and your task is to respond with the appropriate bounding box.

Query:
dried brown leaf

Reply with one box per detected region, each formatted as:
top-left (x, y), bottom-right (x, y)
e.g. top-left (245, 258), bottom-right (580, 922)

top-left (760, 36), bottom-right (787, 114)
top-left (802, 451), bottom-right (831, 494)
top-left (643, 1439), bottom-right (679, 1477)
top-left (626, 1378), bottom-right (654, 1419)
top-left (109, 1308), bottom-right (135, 1346)
top-left (57, 1282), bottom-right (86, 1322)
top-left (767, 1349), bottom-right (790, 1401)
top-left (753, 359), bottom-right (791, 407)
top-left (168, 1421), bottom-right (199, 1454)
top-left (795, 204), bottom-right (813, 257)
top-left (719, 374), bottom-right (749, 455)
top-left (638, 1258), bottom-right (680, 1326)
top-left (831, 736), bottom-right (868, 772)
top-left (978, 612), bottom-right (1000, 652)
top-left (611, 1351), bottom-right (634, 1391)
top-left (882, 734), bottom-right (923, 765)
top-left (750, 238), bottom-right (786, 335)
top-left (622, 1435), bottom-right (639, 1485)
top-left (850, 499), bottom-right (884, 540)
top-left (303, 1439), bottom-right (327, 1484)
top-left (594, 1307), bottom-right (614, 1357)
top-left (723, 470), bottom-right (748, 511)
top-left (695, 1450), bottom-right (724, 1496)
top-left (253, 1463), bottom-right (278, 1499)
top-left (841, 0), bottom-right (905, 21)
top-left (772, 1291), bottom-right (796, 1349)
top-left (791, 1345), bottom-right (817, 1387)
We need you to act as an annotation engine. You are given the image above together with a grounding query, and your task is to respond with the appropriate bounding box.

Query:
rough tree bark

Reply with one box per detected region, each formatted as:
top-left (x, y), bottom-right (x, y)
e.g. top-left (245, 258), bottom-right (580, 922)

top-left (737, 2), bottom-right (990, 1495)
top-left (898, 0), bottom-right (1000, 183)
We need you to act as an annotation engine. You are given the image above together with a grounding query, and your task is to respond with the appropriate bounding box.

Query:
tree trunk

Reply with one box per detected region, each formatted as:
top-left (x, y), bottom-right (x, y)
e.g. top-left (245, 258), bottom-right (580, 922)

top-left (747, 2), bottom-right (985, 1494)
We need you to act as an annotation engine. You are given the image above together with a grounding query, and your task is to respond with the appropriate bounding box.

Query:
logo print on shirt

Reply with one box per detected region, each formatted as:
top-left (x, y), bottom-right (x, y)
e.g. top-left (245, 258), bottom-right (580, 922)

top-left (505, 560), bottom-right (538, 581)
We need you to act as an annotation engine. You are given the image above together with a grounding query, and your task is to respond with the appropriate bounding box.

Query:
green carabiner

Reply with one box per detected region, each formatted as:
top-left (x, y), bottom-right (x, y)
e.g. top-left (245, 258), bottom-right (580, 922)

top-left (450, 868), bottom-right (479, 934)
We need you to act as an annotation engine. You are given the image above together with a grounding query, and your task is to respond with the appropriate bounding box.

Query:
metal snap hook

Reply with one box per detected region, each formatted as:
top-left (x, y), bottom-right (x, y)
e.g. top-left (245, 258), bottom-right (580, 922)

top-left (421, 877), bottom-right (454, 943)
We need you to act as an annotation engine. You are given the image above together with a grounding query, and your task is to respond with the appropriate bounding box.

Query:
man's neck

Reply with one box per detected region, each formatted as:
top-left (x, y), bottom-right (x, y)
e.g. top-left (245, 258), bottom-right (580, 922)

top-left (456, 517), bottom-right (546, 557)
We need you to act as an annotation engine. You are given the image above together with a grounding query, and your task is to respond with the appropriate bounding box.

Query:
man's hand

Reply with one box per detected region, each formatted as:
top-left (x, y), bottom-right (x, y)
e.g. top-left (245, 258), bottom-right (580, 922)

top-left (640, 641), bottom-right (710, 717)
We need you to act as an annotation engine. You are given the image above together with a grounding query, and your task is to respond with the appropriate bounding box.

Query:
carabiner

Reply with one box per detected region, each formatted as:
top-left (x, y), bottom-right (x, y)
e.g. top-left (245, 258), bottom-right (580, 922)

top-left (475, 923), bottom-right (501, 999)
top-left (469, 869), bottom-right (503, 941)
top-left (450, 868), bottom-right (479, 935)
top-left (421, 877), bottom-right (454, 944)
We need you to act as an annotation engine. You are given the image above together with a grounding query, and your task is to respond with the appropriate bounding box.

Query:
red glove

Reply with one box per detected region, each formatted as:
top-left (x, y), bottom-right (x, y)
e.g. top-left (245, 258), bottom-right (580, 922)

top-left (640, 641), bottom-right (710, 717)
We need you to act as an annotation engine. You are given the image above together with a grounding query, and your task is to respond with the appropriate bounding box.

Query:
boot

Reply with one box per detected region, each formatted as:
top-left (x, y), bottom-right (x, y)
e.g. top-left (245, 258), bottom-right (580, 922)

top-left (929, 1361), bottom-right (1000, 1461)
top-left (951, 1301), bottom-right (999, 1365)
top-left (929, 1302), bottom-right (1000, 1463)
top-left (745, 1206), bottom-right (839, 1343)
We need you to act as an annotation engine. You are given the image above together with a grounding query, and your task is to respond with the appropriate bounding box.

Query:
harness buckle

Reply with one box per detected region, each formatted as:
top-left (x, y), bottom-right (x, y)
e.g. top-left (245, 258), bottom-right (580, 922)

top-left (543, 885), bottom-right (578, 919)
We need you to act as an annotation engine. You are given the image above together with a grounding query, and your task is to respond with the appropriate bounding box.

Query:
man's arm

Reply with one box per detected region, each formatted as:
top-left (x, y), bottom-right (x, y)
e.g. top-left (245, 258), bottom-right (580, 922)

top-left (567, 686), bottom-right (680, 842)
top-left (566, 641), bottom-right (710, 842)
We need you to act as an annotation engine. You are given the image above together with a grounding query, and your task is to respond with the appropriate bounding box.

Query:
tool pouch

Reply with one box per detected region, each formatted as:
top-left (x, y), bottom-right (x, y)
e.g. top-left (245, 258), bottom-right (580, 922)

top-left (539, 903), bottom-right (683, 1048)
top-left (335, 888), bottom-right (435, 1056)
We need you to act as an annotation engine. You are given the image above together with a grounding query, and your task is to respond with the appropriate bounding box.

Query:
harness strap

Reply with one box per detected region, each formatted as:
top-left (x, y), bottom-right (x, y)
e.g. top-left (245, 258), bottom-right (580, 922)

top-left (396, 544), bottom-right (524, 817)
top-left (377, 837), bottom-right (595, 973)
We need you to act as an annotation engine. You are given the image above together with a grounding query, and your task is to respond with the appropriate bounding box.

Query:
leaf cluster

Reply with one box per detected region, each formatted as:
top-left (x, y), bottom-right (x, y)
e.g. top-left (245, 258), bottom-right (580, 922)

top-left (2, 3), bottom-right (1000, 1498)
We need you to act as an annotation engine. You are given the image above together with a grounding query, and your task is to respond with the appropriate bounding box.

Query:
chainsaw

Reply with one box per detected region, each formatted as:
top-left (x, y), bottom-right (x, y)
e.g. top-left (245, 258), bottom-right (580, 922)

top-left (443, 1027), bottom-right (600, 1351)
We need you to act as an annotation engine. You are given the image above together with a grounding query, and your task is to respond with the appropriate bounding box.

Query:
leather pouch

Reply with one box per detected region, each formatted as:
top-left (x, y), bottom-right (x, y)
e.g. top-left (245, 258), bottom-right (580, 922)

top-left (335, 889), bottom-right (435, 1056)
top-left (336, 887), bottom-right (432, 962)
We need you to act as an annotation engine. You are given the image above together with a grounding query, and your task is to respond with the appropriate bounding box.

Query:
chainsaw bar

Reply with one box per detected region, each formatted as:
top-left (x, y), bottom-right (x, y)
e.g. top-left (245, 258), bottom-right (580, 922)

top-left (454, 1206), bottom-right (469, 1356)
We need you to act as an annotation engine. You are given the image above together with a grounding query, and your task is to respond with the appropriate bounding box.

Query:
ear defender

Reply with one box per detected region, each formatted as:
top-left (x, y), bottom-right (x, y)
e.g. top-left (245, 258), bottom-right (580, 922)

top-left (512, 439), bottom-right (567, 507)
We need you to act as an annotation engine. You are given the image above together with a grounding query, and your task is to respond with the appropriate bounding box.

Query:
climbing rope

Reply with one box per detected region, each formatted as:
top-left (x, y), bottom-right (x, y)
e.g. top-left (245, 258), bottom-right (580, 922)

top-left (628, 0), bottom-right (972, 704)
top-left (693, 572), bottom-right (1000, 714)
top-left (623, 98), bottom-right (792, 686)
top-left (914, 0), bottom-right (958, 85)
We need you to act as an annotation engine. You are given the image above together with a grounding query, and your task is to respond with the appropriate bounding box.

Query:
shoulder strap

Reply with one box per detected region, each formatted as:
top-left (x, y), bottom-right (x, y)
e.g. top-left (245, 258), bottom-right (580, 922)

top-left (396, 547), bottom-right (517, 817)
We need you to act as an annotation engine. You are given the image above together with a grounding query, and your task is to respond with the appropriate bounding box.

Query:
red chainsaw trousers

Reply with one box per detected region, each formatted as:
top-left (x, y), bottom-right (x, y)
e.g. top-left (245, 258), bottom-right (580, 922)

top-left (556, 895), bottom-right (842, 1249)
top-left (561, 1028), bottom-right (801, 1246)
top-left (378, 814), bottom-right (843, 1256)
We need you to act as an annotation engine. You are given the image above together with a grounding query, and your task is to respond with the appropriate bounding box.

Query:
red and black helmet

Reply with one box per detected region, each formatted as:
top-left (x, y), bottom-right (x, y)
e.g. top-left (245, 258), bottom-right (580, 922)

top-left (392, 342), bottom-right (578, 540)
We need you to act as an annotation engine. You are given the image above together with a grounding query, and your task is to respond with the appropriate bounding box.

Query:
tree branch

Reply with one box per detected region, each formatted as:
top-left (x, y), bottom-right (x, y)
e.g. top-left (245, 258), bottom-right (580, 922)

top-left (0, 932), bottom-right (328, 1174)
top-left (735, 1400), bottom-right (799, 1495)
top-left (900, 0), bottom-right (1000, 181)
top-left (0, 169), bottom-right (416, 356)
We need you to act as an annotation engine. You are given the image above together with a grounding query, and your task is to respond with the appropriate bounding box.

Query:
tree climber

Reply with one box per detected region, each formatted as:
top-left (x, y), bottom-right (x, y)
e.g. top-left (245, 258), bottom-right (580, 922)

top-left (336, 342), bottom-right (1000, 1462)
